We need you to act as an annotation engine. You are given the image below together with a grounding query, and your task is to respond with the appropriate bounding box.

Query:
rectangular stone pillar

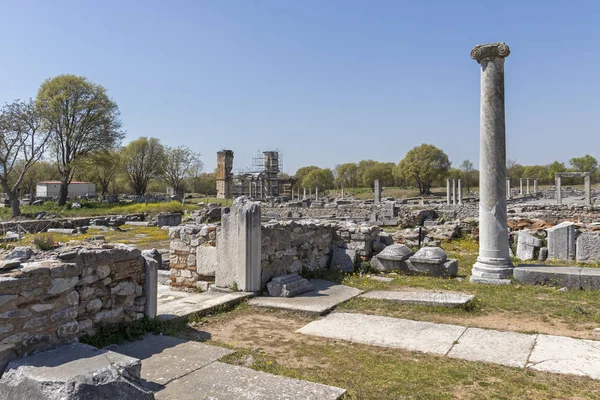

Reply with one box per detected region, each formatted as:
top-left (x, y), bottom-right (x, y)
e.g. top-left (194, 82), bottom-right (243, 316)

top-left (309, 188), bottom-right (312, 199)
top-left (446, 179), bottom-right (451, 204)
top-left (526, 178), bottom-right (530, 194)
top-left (216, 197), bottom-right (262, 292)
top-left (519, 178), bottom-right (523, 195)
top-left (452, 179), bottom-right (456, 205)
top-left (506, 178), bottom-right (511, 199)
top-left (556, 175), bottom-right (562, 205)
top-left (142, 249), bottom-right (160, 318)
top-left (547, 221), bottom-right (575, 261)
top-left (341, 187), bottom-right (344, 199)
top-left (374, 179), bottom-right (381, 203)
top-left (458, 179), bottom-right (463, 205)
top-left (584, 173), bottom-right (591, 206)
top-left (534, 178), bottom-right (538, 193)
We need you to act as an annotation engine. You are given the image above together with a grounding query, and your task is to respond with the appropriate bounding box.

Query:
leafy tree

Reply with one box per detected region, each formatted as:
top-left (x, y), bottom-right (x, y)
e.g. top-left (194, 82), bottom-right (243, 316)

top-left (36, 75), bottom-right (124, 205)
top-left (295, 166), bottom-right (320, 187)
top-left (356, 160), bottom-right (378, 187)
top-left (187, 172), bottom-right (216, 195)
top-left (79, 150), bottom-right (122, 198)
top-left (162, 145), bottom-right (200, 197)
top-left (302, 168), bottom-right (335, 191)
top-left (395, 144), bottom-right (450, 195)
top-left (570, 155), bottom-right (598, 173)
top-left (335, 163), bottom-right (358, 188)
top-left (122, 137), bottom-right (165, 196)
top-left (17, 160), bottom-right (60, 198)
top-left (548, 161), bottom-right (567, 180)
top-left (360, 162), bottom-right (395, 188)
top-left (0, 99), bottom-right (51, 216)
top-left (523, 165), bottom-right (549, 184)
top-left (460, 159), bottom-right (474, 192)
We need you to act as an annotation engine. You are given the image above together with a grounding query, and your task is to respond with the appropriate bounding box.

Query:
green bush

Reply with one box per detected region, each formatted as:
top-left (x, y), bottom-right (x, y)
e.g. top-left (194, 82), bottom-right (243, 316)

top-left (33, 233), bottom-right (55, 250)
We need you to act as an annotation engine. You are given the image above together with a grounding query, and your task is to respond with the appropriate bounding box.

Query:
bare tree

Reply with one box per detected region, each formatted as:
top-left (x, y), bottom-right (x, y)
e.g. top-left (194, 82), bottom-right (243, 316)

top-left (460, 159), bottom-right (474, 193)
top-left (36, 75), bottom-right (124, 205)
top-left (0, 99), bottom-right (51, 216)
top-left (162, 146), bottom-right (200, 198)
top-left (122, 137), bottom-right (165, 196)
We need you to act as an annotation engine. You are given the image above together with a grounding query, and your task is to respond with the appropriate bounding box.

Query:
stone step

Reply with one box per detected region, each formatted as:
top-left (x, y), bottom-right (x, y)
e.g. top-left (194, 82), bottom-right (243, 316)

top-left (267, 274), bottom-right (313, 297)
top-left (360, 290), bottom-right (474, 308)
top-left (514, 264), bottom-right (600, 290)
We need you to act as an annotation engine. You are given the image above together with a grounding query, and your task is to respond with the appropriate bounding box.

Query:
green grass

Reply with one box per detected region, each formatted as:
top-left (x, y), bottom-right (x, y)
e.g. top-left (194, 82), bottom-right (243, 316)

top-left (80, 317), bottom-right (186, 348)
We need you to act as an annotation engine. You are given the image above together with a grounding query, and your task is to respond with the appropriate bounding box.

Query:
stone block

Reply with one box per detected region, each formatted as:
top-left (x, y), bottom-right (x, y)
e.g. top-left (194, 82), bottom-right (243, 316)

top-left (576, 232), bottom-right (600, 262)
top-left (157, 213), bottom-right (182, 227)
top-left (580, 268), bottom-right (600, 290)
top-left (196, 246), bottom-right (217, 277)
top-left (331, 246), bottom-right (356, 272)
top-left (547, 222), bottom-right (575, 261)
top-left (0, 342), bottom-right (152, 400)
top-left (408, 247), bottom-right (453, 277)
top-left (516, 230), bottom-right (542, 261)
top-left (513, 265), bottom-right (581, 289)
top-left (371, 244), bottom-right (413, 273)
top-left (267, 274), bottom-right (314, 297)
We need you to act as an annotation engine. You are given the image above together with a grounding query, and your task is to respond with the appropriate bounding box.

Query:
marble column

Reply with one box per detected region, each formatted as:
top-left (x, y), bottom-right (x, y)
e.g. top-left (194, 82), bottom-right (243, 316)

top-left (506, 178), bottom-right (511, 199)
top-left (556, 176), bottom-right (562, 205)
top-left (309, 188), bottom-right (312, 199)
top-left (303, 188), bottom-right (306, 199)
top-left (458, 179), bottom-right (463, 205)
top-left (470, 42), bottom-right (513, 284)
top-left (452, 179), bottom-right (457, 205)
top-left (519, 178), bottom-right (524, 195)
top-left (446, 179), bottom-right (451, 204)
top-left (341, 187), bottom-right (344, 199)
top-left (534, 179), bottom-right (538, 194)
top-left (315, 187), bottom-right (319, 201)
top-left (584, 173), bottom-right (591, 206)
top-left (526, 178), bottom-right (530, 194)
top-left (374, 179), bottom-right (382, 203)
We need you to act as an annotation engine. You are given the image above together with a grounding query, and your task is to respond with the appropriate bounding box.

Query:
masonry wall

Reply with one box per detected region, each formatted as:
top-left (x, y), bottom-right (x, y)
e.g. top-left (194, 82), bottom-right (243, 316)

top-left (0, 247), bottom-right (148, 374)
top-left (169, 224), bottom-right (218, 289)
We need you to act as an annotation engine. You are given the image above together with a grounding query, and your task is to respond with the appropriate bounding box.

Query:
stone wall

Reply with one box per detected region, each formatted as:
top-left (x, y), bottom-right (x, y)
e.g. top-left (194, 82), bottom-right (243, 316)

top-left (168, 224), bottom-right (218, 290)
top-left (0, 246), bottom-right (152, 375)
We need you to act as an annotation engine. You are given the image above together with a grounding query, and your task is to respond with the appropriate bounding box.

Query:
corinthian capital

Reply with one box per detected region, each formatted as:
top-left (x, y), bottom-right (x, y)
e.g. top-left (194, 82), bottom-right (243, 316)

top-left (470, 42), bottom-right (510, 63)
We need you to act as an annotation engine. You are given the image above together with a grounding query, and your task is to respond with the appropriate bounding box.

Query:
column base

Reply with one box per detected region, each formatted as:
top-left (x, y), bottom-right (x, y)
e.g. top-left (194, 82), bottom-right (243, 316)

top-left (470, 258), bottom-right (514, 285)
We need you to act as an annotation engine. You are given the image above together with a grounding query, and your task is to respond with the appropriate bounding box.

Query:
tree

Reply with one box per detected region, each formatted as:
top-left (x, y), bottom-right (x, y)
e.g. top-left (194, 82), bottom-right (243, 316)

top-left (122, 137), bottom-right (165, 196)
top-left (460, 159), bottom-right (474, 192)
top-left (356, 160), bottom-right (378, 187)
top-left (360, 162), bottom-right (395, 188)
top-left (570, 155), bottom-right (598, 173)
top-left (395, 144), bottom-right (450, 195)
top-left (188, 172), bottom-right (216, 195)
top-left (36, 75), bottom-right (124, 205)
top-left (79, 150), bottom-right (122, 198)
top-left (301, 168), bottom-right (335, 191)
top-left (294, 166), bottom-right (320, 187)
top-left (17, 160), bottom-right (60, 198)
top-left (548, 161), bottom-right (567, 180)
top-left (335, 163), bottom-right (358, 188)
top-left (0, 99), bottom-right (51, 216)
top-left (162, 145), bottom-right (200, 197)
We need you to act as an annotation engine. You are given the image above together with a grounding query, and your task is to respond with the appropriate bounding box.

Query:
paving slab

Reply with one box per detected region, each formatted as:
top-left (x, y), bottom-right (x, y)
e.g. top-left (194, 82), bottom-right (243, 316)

top-left (528, 334), bottom-right (600, 379)
top-left (361, 290), bottom-right (474, 308)
top-left (297, 312), bottom-right (465, 355)
top-left (110, 334), bottom-right (233, 387)
top-left (368, 276), bottom-right (394, 282)
top-left (448, 328), bottom-right (537, 367)
top-left (514, 265), bottom-right (582, 289)
top-left (156, 361), bottom-right (345, 400)
top-left (158, 287), bottom-right (253, 321)
top-left (249, 279), bottom-right (362, 314)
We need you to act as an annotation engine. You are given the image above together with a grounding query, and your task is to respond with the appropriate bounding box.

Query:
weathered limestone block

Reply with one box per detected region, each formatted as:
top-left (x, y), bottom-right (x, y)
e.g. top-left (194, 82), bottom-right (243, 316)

top-left (516, 230), bottom-right (542, 261)
top-left (576, 233), bottom-right (600, 262)
top-left (196, 246), bottom-right (217, 277)
top-left (547, 222), bottom-right (576, 261)
top-left (0, 342), bottom-right (153, 400)
top-left (371, 244), bottom-right (413, 272)
top-left (267, 274), bottom-right (314, 297)
top-left (331, 246), bottom-right (356, 272)
top-left (408, 247), bottom-right (457, 277)
top-left (156, 213), bottom-right (182, 227)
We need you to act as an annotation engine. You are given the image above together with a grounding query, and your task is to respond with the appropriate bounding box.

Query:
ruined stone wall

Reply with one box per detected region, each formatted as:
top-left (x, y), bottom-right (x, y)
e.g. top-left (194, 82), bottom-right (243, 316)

top-left (0, 247), bottom-right (149, 373)
top-left (168, 224), bottom-right (217, 290)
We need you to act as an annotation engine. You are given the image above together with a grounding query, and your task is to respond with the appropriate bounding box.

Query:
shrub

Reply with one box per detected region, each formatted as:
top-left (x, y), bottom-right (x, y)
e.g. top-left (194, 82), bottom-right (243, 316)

top-left (33, 233), bottom-right (55, 250)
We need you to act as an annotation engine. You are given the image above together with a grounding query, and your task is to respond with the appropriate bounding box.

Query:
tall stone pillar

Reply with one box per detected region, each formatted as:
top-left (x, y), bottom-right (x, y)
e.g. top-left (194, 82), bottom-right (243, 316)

top-left (526, 178), bottom-right (530, 194)
top-left (309, 188), bottom-right (312, 199)
top-left (519, 178), bottom-right (524, 195)
top-left (556, 175), bottom-right (562, 205)
top-left (341, 187), bottom-right (344, 199)
top-left (470, 42), bottom-right (513, 284)
top-left (303, 188), bottom-right (306, 199)
top-left (452, 179), bottom-right (457, 205)
top-left (216, 197), bottom-right (262, 292)
top-left (584, 173), bottom-right (592, 206)
top-left (458, 179), bottom-right (463, 205)
top-left (374, 179), bottom-right (382, 203)
top-left (506, 178), bottom-right (511, 199)
top-left (447, 179), bottom-right (451, 204)
top-left (315, 187), bottom-right (319, 201)
top-left (534, 179), bottom-right (538, 193)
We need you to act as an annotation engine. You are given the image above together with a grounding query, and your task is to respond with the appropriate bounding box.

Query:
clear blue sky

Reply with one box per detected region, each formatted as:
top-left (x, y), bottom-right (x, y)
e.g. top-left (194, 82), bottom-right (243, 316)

top-left (1, 0), bottom-right (599, 174)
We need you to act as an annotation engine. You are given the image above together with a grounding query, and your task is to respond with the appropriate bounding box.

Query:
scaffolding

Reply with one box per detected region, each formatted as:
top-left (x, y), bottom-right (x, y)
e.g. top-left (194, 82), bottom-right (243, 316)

top-left (230, 149), bottom-right (285, 200)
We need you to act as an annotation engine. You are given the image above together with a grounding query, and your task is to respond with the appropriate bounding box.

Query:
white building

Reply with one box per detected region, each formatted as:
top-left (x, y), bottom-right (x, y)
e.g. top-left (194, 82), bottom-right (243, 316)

top-left (36, 181), bottom-right (96, 199)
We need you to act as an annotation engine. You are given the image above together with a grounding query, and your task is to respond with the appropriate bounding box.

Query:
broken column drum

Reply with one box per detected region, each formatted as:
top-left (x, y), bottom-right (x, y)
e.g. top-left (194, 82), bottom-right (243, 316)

top-left (470, 42), bottom-right (514, 283)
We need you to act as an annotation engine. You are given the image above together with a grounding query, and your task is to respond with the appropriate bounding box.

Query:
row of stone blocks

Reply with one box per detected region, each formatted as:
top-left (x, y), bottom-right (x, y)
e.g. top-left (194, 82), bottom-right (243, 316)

top-left (371, 245), bottom-right (458, 277)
